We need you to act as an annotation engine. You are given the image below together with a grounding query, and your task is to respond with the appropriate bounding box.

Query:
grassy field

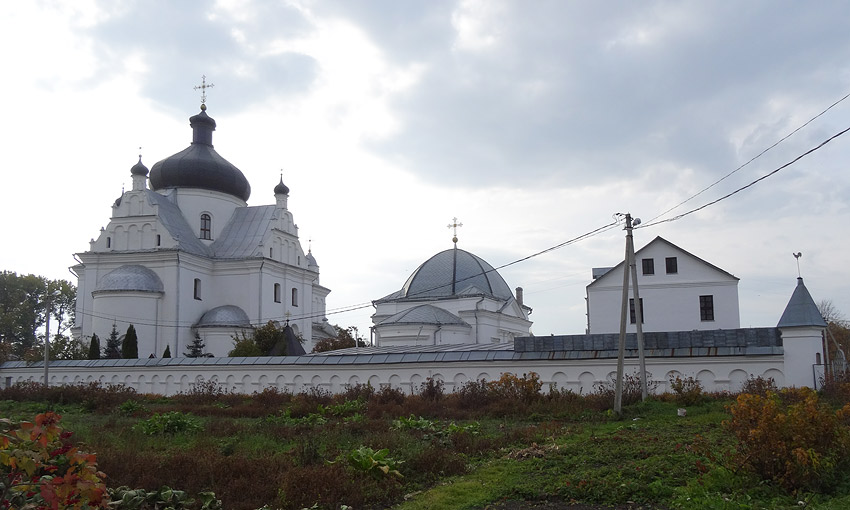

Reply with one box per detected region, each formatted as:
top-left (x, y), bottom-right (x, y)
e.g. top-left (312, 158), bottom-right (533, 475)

top-left (1, 375), bottom-right (850, 509)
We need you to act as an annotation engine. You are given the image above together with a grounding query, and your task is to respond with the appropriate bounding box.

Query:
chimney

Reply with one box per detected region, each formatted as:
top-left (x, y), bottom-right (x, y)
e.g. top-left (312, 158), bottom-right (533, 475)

top-left (516, 287), bottom-right (524, 307)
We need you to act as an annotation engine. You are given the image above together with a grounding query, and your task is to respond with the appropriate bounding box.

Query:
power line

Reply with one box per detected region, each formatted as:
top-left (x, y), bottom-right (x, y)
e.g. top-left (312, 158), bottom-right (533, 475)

top-left (639, 124), bottom-right (850, 228)
top-left (646, 91), bottom-right (850, 224)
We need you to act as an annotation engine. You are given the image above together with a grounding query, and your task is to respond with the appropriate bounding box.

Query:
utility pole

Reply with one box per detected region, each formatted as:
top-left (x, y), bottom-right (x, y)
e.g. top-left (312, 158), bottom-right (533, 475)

top-left (614, 213), bottom-right (648, 414)
top-left (614, 216), bottom-right (631, 415)
top-left (626, 217), bottom-right (648, 400)
top-left (43, 298), bottom-right (51, 386)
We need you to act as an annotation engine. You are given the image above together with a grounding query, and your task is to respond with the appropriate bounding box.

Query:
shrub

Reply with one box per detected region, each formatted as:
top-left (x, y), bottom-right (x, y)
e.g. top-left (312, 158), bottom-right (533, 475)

top-left (456, 378), bottom-right (492, 409)
top-left (418, 378), bottom-right (444, 402)
top-left (0, 412), bottom-right (109, 509)
top-left (133, 412), bottom-right (201, 435)
top-left (739, 375), bottom-right (778, 397)
top-left (668, 375), bottom-right (705, 406)
top-left (116, 399), bottom-right (148, 416)
top-left (724, 388), bottom-right (850, 492)
top-left (487, 372), bottom-right (543, 403)
top-left (819, 370), bottom-right (850, 406)
top-left (594, 371), bottom-right (657, 407)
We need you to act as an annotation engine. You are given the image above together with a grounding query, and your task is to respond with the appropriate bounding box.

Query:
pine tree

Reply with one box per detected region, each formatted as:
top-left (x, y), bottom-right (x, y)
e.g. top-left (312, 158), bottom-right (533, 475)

top-left (104, 324), bottom-right (122, 359)
top-left (87, 333), bottom-right (101, 360)
top-left (122, 325), bottom-right (138, 359)
top-left (184, 331), bottom-right (208, 358)
top-left (163, 345), bottom-right (171, 358)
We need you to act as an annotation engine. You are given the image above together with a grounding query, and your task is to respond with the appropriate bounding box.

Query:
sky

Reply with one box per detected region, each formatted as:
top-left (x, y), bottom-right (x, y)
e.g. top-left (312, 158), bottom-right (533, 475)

top-left (1, 0), bottom-right (849, 340)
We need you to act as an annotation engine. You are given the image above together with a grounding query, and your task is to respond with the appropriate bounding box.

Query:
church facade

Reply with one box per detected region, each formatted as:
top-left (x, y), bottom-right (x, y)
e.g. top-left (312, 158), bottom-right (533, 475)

top-left (70, 104), bottom-right (331, 357)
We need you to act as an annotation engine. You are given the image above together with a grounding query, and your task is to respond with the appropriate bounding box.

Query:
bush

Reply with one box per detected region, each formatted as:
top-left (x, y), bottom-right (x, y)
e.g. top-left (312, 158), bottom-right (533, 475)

top-left (0, 412), bottom-right (109, 509)
top-left (725, 388), bottom-right (850, 492)
top-left (133, 412), bottom-right (202, 435)
top-left (739, 375), bottom-right (778, 397)
top-left (418, 378), bottom-right (444, 402)
top-left (819, 370), bottom-right (850, 405)
top-left (487, 372), bottom-right (543, 403)
top-left (669, 375), bottom-right (705, 406)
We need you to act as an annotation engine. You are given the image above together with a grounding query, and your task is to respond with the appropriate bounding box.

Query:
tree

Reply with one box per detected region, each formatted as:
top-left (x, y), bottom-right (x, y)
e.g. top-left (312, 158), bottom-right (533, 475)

top-left (185, 331), bottom-right (210, 358)
top-left (49, 334), bottom-right (87, 360)
top-left (163, 345), bottom-right (172, 358)
top-left (228, 322), bottom-right (289, 357)
top-left (104, 323), bottom-right (122, 359)
top-left (228, 334), bottom-right (263, 357)
top-left (312, 325), bottom-right (367, 353)
top-left (0, 271), bottom-right (76, 357)
top-left (818, 300), bottom-right (850, 367)
top-left (88, 333), bottom-right (101, 360)
top-left (122, 325), bottom-right (138, 359)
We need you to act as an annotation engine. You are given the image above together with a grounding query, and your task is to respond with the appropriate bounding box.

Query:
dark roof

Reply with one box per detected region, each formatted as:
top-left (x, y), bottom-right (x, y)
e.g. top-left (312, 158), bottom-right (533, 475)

top-left (130, 156), bottom-right (149, 176)
top-left (777, 278), bottom-right (827, 328)
top-left (515, 327), bottom-right (783, 358)
top-left (377, 248), bottom-right (514, 302)
top-left (149, 109), bottom-right (251, 201)
top-left (274, 177), bottom-right (290, 195)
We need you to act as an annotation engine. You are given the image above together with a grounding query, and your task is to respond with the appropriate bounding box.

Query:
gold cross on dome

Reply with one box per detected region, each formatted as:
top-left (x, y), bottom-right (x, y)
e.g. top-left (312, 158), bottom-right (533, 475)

top-left (193, 75), bottom-right (214, 108)
top-left (447, 217), bottom-right (463, 244)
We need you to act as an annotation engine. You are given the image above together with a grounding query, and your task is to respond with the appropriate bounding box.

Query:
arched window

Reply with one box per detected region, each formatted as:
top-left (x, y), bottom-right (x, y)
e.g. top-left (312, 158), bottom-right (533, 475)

top-left (291, 287), bottom-right (298, 307)
top-left (274, 283), bottom-right (281, 303)
top-left (200, 214), bottom-right (212, 240)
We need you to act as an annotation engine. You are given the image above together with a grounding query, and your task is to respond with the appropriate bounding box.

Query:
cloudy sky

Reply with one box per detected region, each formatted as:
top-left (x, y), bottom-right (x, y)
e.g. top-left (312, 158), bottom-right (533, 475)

top-left (1, 0), bottom-right (849, 339)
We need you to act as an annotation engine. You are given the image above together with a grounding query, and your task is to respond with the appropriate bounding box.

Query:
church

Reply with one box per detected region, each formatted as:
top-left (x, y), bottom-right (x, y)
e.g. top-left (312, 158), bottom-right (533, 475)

top-left (69, 101), bottom-right (332, 358)
top-left (371, 236), bottom-right (532, 346)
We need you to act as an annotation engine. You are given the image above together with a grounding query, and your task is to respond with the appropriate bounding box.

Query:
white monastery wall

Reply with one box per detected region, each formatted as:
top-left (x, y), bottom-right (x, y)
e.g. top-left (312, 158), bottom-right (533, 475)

top-left (0, 356), bottom-right (786, 397)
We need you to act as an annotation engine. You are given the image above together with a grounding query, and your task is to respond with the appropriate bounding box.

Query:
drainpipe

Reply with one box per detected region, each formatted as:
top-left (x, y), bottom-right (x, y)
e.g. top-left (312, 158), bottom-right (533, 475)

top-left (474, 297), bottom-right (485, 344)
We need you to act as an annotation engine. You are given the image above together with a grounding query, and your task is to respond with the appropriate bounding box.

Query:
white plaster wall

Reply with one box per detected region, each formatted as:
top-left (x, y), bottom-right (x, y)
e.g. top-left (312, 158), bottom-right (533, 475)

top-left (90, 292), bottom-right (160, 357)
top-left (1, 355), bottom-right (790, 396)
top-left (172, 189), bottom-right (245, 242)
top-left (781, 327), bottom-right (826, 388)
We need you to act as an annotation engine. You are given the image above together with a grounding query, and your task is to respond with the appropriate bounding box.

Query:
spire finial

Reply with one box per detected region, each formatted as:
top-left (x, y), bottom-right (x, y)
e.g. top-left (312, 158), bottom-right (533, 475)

top-left (138, 146), bottom-right (142, 161)
top-left (793, 252), bottom-right (802, 278)
top-left (194, 75), bottom-right (214, 110)
top-left (308, 238), bottom-right (312, 253)
top-left (447, 217), bottom-right (463, 245)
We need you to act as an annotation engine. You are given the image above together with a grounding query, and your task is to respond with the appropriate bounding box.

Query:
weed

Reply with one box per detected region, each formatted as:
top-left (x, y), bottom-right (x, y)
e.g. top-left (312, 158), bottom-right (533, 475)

top-left (133, 411), bottom-right (202, 435)
top-left (669, 375), bottom-right (705, 406)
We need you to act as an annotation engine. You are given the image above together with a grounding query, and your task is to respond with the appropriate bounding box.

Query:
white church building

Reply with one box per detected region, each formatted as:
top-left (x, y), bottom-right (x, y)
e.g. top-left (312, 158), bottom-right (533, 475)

top-left (370, 242), bottom-right (532, 347)
top-left (69, 103), bottom-right (332, 358)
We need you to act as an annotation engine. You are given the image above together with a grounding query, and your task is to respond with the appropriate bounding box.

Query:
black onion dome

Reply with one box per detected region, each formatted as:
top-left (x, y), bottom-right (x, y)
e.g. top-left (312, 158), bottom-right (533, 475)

top-left (274, 176), bottom-right (290, 195)
top-left (149, 109), bottom-right (251, 201)
top-left (130, 156), bottom-right (149, 176)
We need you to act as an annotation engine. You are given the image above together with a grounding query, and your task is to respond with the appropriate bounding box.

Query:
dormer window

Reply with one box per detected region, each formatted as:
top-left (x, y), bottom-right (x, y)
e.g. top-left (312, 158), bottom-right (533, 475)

top-left (200, 214), bottom-right (212, 240)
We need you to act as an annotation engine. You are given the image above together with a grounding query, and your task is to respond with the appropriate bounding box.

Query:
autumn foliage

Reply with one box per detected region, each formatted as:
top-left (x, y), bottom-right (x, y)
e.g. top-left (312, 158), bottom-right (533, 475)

top-left (0, 412), bottom-right (108, 509)
top-left (725, 388), bottom-right (850, 492)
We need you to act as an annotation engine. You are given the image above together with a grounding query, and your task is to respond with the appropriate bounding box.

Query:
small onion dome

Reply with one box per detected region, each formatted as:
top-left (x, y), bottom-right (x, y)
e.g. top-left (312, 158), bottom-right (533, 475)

top-left (306, 250), bottom-right (318, 267)
top-left (131, 156), bottom-right (149, 176)
top-left (274, 176), bottom-right (290, 195)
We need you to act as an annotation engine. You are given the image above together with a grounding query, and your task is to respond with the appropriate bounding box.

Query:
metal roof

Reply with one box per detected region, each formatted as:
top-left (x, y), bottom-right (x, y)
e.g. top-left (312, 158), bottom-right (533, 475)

top-left (377, 304), bottom-right (470, 327)
top-left (210, 206), bottom-right (276, 258)
top-left (94, 265), bottom-right (164, 293)
top-left (196, 305), bottom-right (252, 327)
top-left (777, 278), bottom-right (827, 328)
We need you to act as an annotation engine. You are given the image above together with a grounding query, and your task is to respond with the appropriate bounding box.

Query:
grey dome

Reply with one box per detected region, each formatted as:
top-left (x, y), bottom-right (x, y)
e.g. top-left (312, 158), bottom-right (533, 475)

top-left (95, 265), bottom-right (163, 293)
top-left (379, 305), bottom-right (469, 327)
top-left (130, 156), bottom-right (149, 176)
top-left (396, 248), bottom-right (514, 301)
top-left (196, 305), bottom-right (251, 328)
top-left (274, 177), bottom-right (290, 195)
top-left (306, 251), bottom-right (318, 267)
top-left (149, 109), bottom-right (251, 201)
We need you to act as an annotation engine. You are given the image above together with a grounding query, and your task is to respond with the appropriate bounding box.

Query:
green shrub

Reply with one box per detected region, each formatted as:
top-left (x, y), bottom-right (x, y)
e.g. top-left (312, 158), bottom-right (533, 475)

top-left (116, 399), bottom-right (148, 416)
top-left (133, 412), bottom-right (201, 435)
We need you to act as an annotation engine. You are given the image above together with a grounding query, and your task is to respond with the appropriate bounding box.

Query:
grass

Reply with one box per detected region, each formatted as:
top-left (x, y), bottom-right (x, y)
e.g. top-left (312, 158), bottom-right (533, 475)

top-left (2, 376), bottom-right (850, 509)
